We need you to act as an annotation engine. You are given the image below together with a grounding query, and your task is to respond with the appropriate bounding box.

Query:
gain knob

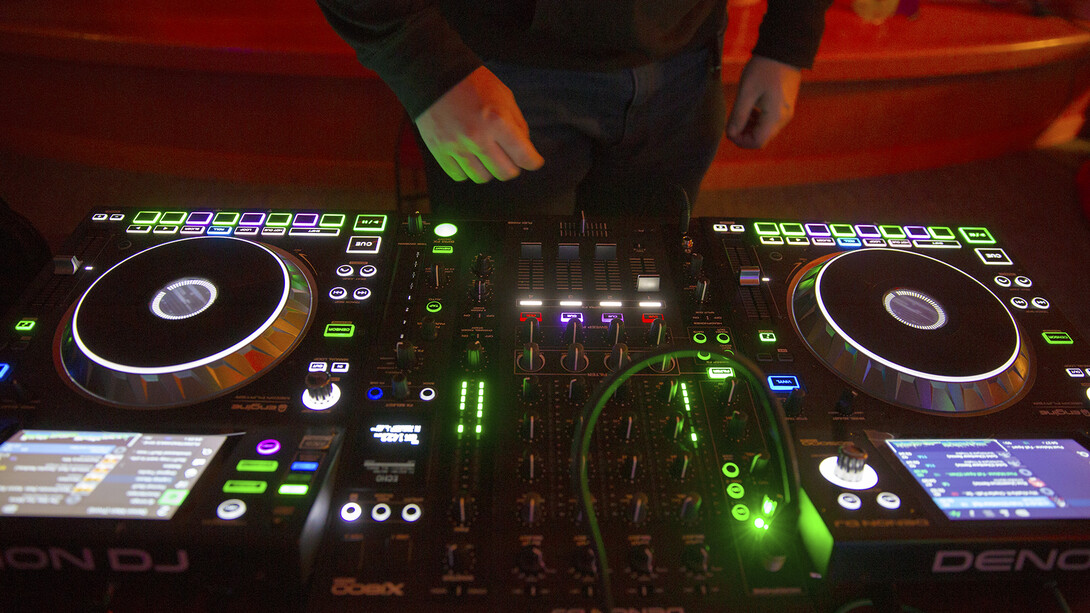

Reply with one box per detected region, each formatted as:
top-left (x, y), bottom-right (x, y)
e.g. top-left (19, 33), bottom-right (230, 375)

top-left (647, 317), bottom-right (667, 346)
top-left (522, 316), bottom-right (540, 344)
top-left (519, 492), bottom-right (545, 526)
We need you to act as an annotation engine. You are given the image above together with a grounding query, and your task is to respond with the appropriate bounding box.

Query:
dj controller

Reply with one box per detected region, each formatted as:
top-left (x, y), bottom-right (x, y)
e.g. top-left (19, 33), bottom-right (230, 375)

top-left (1, 208), bottom-right (1089, 612)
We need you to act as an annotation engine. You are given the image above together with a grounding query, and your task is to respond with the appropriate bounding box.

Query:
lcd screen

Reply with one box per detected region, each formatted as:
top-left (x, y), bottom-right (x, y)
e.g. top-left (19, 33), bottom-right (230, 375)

top-left (887, 438), bottom-right (1090, 520)
top-left (0, 430), bottom-right (227, 520)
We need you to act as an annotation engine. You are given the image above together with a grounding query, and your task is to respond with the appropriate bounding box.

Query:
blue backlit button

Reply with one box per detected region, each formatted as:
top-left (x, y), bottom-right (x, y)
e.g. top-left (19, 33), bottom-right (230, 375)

top-left (1014, 275), bottom-right (1033, 288)
top-left (836, 237), bottom-right (862, 248)
top-left (346, 236), bottom-right (381, 254)
top-left (0, 363), bottom-right (10, 381)
top-left (975, 247), bottom-right (1013, 266)
top-left (876, 492), bottom-right (901, 510)
top-left (291, 461), bottom-right (320, 472)
top-left (1065, 367), bottom-right (1086, 378)
top-left (336, 264), bottom-right (354, 277)
top-left (1031, 297), bottom-right (1050, 310)
top-left (993, 275), bottom-right (1012, 288)
top-left (1010, 297), bottom-right (1029, 310)
top-left (330, 361), bottom-right (350, 373)
top-left (360, 264), bottom-right (377, 278)
top-left (256, 439), bottom-right (281, 456)
top-left (329, 287), bottom-right (347, 300)
top-left (352, 287), bottom-right (372, 301)
top-left (838, 493), bottom-right (862, 511)
top-left (216, 499), bottom-right (247, 520)
top-left (767, 375), bottom-right (801, 392)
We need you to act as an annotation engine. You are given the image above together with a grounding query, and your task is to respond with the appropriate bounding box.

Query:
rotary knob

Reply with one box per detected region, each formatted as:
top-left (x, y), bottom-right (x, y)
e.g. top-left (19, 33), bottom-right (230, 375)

top-left (567, 377), bottom-right (587, 404)
top-left (666, 412), bottom-right (686, 441)
top-left (516, 545), bottom-right (545, 577)
top-left (622, 454), bottom-right (640, 481)
top-left (521, 449), bottom-right (542, 482)
top-left (304, 371), bottom-right (333, 402)
top-left (465, 340), bottom-right (485, 370)
top-left (518, 342), bottom-right (545, 372)
top-left (445, 543), bottom-right (474, 574)
top-left (628, 545), bottom-right (654, 576)
top-left (521, 411), bottom-right (541, 441)
top-left (562, 343), bottom-right (589, 372)
top-left (671, 453), bottom-right (692, 480)
top-left (522, 316), bottom-right (540, 344)
top-left (647, 317), bottom-right (667, 346)
top-left (406, 211), bottom-right (424, 235)
top-left (605, 343), bottom-right (630, 372)
top-left (726, 410), bottom-right (748, 442)
top-left (472, 253), bottom-right (494, 278)
top-left (562, 318), bottom-right (583, 345)
top-left (420, 316), bottom-right (439, 341)
top-left (629, 492), bottom-right (650, 524)
top-left (835, 442), bottom-right (868, 482)
top-left (618, 414), bottom-right (637, 442)
top-left (682, 544), bottom-right (709, 575)
top-left (519, 492), bottom-right (545, 525)
top-left (390, 372), bottom-right (409, 399)
top-left (679, 492), bottom-right (702, 522)
top-left (520, 376), bottom-right (539, 402)
top-left (606, 317), bottom-right (625, 346)
top-left (572, 546), bottom-right (599, 579)
top-left (694, 275), bottom-right (710, 303)
top-left (451, 492), bottom-right (475, 525)
top-left (395, 340), bottom-right (416, 370)
top-left (661, 378), bottom-right (679, 404)
top-left (689, 252), bottom-right (704, 277)
top-left (471, 278), bottom-right (492, 303)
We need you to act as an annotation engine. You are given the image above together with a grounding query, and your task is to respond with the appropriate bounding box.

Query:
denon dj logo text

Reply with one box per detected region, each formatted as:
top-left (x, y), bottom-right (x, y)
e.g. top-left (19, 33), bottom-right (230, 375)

top-left (0, 547), bottom-right (189, 573)
top-left (933, 549), bottom-right (1090, 573)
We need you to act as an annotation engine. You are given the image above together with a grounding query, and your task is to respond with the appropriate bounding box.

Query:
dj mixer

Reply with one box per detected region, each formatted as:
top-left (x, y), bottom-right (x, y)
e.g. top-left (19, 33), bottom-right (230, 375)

top-left (1, 208), bottom-right (1089, 612)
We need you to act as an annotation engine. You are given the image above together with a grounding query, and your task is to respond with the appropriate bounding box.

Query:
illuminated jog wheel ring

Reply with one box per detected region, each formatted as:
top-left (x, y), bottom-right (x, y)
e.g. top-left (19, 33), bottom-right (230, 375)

top-left (55, 236), bottom-right (314, 408)
top-left (788, 248), bottom-right (1033, 415)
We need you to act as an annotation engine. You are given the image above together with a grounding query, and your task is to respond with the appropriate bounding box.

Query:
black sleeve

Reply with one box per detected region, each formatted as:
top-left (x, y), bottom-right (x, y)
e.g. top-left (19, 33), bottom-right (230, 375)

top-left (316, 0), bottom-right (483, 118)
top-left (751, 0), bottom-right (835, 69)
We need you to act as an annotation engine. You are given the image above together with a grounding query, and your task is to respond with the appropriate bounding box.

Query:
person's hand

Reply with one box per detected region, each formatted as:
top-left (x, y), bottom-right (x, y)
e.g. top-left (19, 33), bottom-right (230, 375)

top-left (726, 55), bottom-right (802, 149)
top-left (415, 66), bottom-right (545, 183)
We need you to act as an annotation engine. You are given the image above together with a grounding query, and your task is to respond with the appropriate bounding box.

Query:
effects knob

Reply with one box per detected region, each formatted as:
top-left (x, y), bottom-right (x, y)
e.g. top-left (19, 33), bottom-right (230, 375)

top-left (516, 545), bottom-right (545, 577)
top-left (628, 545), bottom-right (654, 576)
top-left (605, 343), bottom-right (630, 372)
top-left (678, 492), bottom-right (702, 521)
top-left (518, 342), bottom-right (545, 372)
top-left (465, 340), bottom-right (485, 370)
top-left (395, 340), bottom-right (416, 370)
top-left (834, 442), bottom-right (868, 483)
top-left (562, 343), bottom-right (589, 372)
top-left (629, 492), bottom-right (650, 524)
top-left (519, 492), bottom-right (545, 525)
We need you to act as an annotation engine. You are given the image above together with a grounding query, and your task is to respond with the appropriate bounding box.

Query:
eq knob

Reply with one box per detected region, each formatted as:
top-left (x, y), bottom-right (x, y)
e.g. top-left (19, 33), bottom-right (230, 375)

top-left (516, 545), bottom-right (546, 577)
top-left (661, 378), bottom-right (679, 404)
top-left (521, 376), bottom-right (539, 401)
top-left (834, 442), bottom-right (868, 482)
top-left (562, 343), bottom-right (589, 372)
top-left (647, 317), bottom-right (667, 346)
top-left (519, 492), bottom-right (545, 525)
top-left (678, 492), bottom-right (702, 522)
top-left (726, 410), bottom-right (748, 442)
top-left (629, 492), bottom-right (650, 524)
top-left (618, 414), bottom-right (637, 442)
top-left (521, 411), bottom-right (541, 441)
top-left (567, 377), bottom-right (587, 404)
top-left (518, 342), bottom-right (545, 372)
top-left (395, 340), bottom-right (416, 370)
top-left (628, 545), bottom-right (654, 576)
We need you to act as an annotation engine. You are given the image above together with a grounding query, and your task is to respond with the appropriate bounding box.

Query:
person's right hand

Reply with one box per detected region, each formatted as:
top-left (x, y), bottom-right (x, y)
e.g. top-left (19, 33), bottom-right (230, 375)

top-left (415, 66), bottom-right (545, 183)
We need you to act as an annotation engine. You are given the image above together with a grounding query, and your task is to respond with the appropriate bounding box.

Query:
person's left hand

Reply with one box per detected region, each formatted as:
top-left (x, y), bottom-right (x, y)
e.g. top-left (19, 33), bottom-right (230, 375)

top-left (726, 55), bottom-right (802, 149)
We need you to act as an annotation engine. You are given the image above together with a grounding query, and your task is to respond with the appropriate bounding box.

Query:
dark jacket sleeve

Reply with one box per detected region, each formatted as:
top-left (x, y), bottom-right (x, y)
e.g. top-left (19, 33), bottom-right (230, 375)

top-left (316, 0), bottom-right (483, 118)
top-left (751, 0), bottom-right (835, 69)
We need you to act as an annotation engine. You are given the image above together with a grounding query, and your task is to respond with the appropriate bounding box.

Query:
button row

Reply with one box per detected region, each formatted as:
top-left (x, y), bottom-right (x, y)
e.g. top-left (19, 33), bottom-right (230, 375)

top-left (717, 221), bottom-right (995, 245)
top-left (837, 491), bottom-right (901, 511)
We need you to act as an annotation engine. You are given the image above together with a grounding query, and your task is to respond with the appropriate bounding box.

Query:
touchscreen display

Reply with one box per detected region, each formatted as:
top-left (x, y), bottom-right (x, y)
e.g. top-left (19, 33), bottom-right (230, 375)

top-left (886, 438), bottom-right (1090, 520)
top-left (0, 430), bottom-right (227, 520)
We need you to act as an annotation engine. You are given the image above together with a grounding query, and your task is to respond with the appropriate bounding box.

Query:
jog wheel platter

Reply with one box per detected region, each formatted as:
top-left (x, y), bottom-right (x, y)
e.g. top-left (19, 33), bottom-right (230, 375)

top-left (789, 248), bottom-right (1033, 415)
top-left (56, 236), bottom-right (315, 408)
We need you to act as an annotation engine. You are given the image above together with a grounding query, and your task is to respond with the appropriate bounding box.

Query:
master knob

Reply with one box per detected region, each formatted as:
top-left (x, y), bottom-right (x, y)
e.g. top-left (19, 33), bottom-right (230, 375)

top-left (834, 442), bottom-right (868, 482)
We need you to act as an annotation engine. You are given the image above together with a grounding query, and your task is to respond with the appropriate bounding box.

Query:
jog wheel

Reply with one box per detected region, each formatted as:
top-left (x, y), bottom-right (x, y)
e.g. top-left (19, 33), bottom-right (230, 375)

top-left (788, 248), bottom-right (1032, 415)
top-left (55, 236), bottom-right (314, 408)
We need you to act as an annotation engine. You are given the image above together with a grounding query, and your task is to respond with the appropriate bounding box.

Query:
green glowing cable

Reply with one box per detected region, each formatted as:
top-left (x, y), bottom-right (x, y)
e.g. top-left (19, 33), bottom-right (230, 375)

top-left (570, 343), bottom-right (800, 611)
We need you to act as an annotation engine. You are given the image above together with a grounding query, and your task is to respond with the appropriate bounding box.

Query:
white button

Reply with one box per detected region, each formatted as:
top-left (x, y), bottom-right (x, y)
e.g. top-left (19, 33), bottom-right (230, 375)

top-left (308, 361), bottom-right (328, 372)
top-left (353, 287), bottom-right (372, 300)
top-left (360, 265), bottom-right (378, 277)
top-left (1031, 297), bottom-right (1050, 310)
top-left (340, 502), bottom-right (362, 522)
top-left (371, 503), bottom-right (392, 522)
top-left (1010, 297), bottom-right (1028, 309)
top-left (330, 362), bottom-right (350, 373)
top-left (336, 264), bottom-right (354, 277)
top-left (401, 503), bottom-right (422, 522)
top-left (216, 499), bottom-right (247, 521)
top-left (993, 275), bottom-right (1012, 288)
top-left (1014, 275), bottom-right (1033, 288)
top-left (329, 287), bottom-right (347, 300)
top-left (876, 492), bottom-right (901, 510)
top-left (1066, 368), bottom-right (1086, 378)
top-left (838, 493), bottom-right (862, 511)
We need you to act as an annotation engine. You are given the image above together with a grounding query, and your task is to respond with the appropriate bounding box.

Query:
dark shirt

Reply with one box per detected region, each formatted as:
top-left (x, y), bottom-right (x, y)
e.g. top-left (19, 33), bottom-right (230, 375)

top-left (317, 0), bottom-right (831, 119)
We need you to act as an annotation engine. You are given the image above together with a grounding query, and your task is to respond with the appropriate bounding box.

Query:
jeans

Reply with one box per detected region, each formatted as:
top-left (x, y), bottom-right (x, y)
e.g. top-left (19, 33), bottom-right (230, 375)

top-left (419, 47), bottom-right (726, 219)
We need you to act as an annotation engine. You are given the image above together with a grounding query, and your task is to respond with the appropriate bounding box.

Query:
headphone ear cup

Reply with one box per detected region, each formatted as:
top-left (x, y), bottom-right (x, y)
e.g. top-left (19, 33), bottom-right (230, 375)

top-left (0, 197), bottom-right (52, 313)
